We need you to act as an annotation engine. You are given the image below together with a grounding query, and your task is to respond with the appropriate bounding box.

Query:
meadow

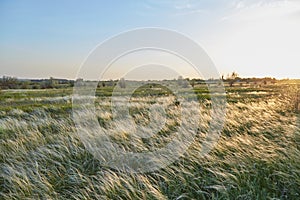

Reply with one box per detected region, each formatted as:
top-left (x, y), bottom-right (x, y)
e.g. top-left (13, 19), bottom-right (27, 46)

top-left (0, 80), bottom-right (299, 199)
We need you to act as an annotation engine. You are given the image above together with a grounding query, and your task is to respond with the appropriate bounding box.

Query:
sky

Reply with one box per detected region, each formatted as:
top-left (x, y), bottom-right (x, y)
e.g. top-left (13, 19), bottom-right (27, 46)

top-left (1, 0), bottom-right (300, 80)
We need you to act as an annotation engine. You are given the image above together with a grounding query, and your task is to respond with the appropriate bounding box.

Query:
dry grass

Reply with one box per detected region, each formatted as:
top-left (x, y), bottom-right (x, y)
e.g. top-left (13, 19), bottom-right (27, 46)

top-left (0, 84), bottom-right (300, 199)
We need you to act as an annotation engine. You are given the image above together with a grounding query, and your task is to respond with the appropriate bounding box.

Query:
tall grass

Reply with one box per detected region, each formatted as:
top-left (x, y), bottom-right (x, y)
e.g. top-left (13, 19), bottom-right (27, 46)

top-left (0, 85), bottom-right (300, 199)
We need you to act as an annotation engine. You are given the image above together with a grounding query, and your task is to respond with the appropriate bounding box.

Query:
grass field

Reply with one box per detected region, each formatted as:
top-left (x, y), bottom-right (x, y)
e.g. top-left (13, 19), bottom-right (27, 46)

top-left (0, 81), bottom-right (299, 199)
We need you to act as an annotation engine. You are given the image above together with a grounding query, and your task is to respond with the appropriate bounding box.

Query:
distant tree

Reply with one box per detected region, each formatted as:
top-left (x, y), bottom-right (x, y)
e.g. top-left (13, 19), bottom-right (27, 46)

top-left (183, 79), bottom-right (189, 88)
top-left (221, 74), bottom-right (225, 80)
top-left (227, 72), bottom-right (239, 87)
top-left (69, 81), bottom-right (74, 87)
top-left (105, 80), bottom-right (112, 87)
top-left (177, 76), bottom-right (188, 88)
top-left (32, 84), bottom-right (40, 89)
top-left (21, 81), bottom-right (30, 89)
top-left (190, 79), bottom-right (196, 88)
top-left (119, 78), bottom-right (126, 89)
top-left (1, 76), bottom-right (18, 89)
top-left (231, 72), bottom-right (238, 79)
top-left (74, 78), bottom-right (84, 87)
top-left (177, 76), bottom-right (184, 86)
top-left (263, 80), bottom-right (267, 85)
top-left (44, 77), bottom-right (57, 88)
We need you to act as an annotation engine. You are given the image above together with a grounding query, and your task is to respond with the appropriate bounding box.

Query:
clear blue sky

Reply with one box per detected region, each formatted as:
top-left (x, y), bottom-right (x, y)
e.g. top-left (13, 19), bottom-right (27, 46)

top-left (1, 0), bottom-right (300, 79)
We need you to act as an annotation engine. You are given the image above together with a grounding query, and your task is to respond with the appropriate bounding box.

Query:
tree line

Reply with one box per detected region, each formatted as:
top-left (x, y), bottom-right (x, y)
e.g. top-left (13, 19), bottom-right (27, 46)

top-left (0, 73), bottom-right (277, 90)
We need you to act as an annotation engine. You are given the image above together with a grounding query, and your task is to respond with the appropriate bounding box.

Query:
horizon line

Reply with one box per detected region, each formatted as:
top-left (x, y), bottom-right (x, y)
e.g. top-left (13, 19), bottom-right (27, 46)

top-left (0, 75), bottom-right (299, 81)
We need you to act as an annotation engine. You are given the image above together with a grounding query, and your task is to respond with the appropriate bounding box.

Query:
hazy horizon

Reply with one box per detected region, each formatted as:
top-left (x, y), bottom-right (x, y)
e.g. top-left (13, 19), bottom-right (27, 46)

top-left (0, 74), bottom-right (295, 81)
